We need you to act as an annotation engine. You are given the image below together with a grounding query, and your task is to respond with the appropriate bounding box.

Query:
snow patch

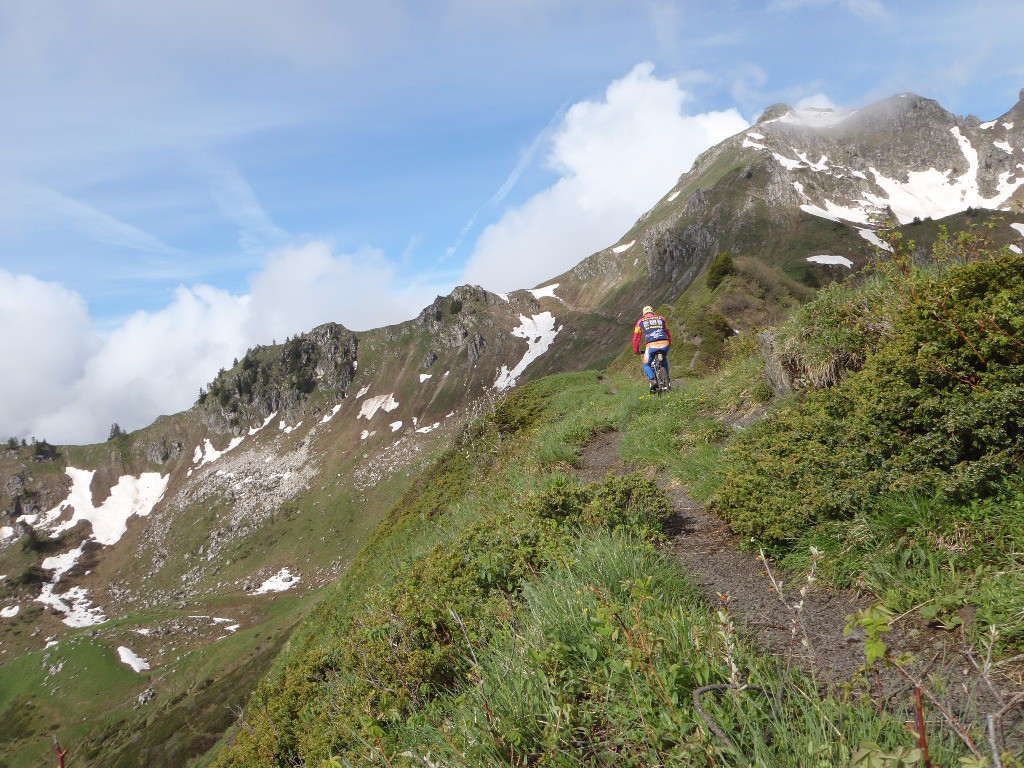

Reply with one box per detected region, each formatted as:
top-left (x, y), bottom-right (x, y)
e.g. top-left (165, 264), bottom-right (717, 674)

top-left (857, 228), bottom-right (893, 252)
top-left (320, 404), bottom-right (343, 424)
top-left (980, 121), bottom-right (996, 130)
top-left (494, 312), bottom-right (562, 390)
top-left (360, 430), bottom-right (376, 440)
top-left (529, 283), bottom-right (560, 300)
top-left (800, 201), bottom-right (871, 224)
top-left (994, 140), bottom-right (1014, 154)
top-left (1011, 245), bottom-right (1022, 254)
top-left (612, 241), bottom-right (635, 253)
top-left (1010, 223), bottom-right (1024, 238)
top-left (666, 190), bottom-right (681, 201)
top-left (356, 385), bottom-right (370, 398)
top-left (795, 151), bottom-right (830, 172)
top-left (281, 421), bottom-right (302, 435)
top-left (254, 568), bottom-right (300, 594)
top-left (1, 605), bottom-right (19, 618)
top-left (358, 394), bottom-right (399, 420)
top-left (196, 437), bottom-right (243, 466)
top-left (37, 468), bottom-right (169, 546)
top-left (1004, 122), bottom-right (1014, 130)
top-left (117, 646), bottom-right (150, 673)
top-left (389, 421), bottom-right (403, 432)
top-left (861, 128), bottom-right (1024, 223)
top-left (807, 255), bottom-right (854, 268)
top-left (42, 543), bottom-right (86, 581)
top-left (419, 374), bottom-right (432, 383)
top-left (248, 412), bottom-right (277, 435)
top-left (37, 584), bottom-right (106, 627)
top-left (800, 203), bottom-right (839, 222)
top-left (772, 152), bottom-right (804, 171)
top-left (416, 422), bottom-right (441, 434)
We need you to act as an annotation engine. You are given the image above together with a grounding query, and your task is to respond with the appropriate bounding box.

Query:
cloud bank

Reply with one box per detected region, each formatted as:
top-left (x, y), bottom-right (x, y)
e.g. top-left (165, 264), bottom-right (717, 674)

top-left (1, 243), bottom-right (439, 444)
top-left (462, 63), bottom-right (749, 291)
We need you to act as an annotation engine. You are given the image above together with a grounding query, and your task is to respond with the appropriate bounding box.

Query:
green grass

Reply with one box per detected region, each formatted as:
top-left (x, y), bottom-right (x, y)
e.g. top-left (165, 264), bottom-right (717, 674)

top-left (390, 532), bottom-right (966, 767)
top-left (0, 592), bottom-right (312, 768)
top-left (205, 366), bottom-right (988, 766)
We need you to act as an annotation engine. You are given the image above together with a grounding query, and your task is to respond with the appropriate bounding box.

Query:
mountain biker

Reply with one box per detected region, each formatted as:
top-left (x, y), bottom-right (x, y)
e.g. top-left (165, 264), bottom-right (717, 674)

top-left (633, 305), bottom-right (671, 393)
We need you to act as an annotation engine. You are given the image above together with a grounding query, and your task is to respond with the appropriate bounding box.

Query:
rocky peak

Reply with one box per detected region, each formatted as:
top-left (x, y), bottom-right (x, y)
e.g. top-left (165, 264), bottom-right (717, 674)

top-left (756, 103), bottom-right (792, 124)
top-left (200, 322), bottom-right (358, 433)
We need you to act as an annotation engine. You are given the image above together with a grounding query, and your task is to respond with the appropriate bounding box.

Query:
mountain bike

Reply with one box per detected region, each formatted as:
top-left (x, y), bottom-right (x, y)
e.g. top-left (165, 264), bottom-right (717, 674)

top-left (651, 350), bottom-right (671, 395)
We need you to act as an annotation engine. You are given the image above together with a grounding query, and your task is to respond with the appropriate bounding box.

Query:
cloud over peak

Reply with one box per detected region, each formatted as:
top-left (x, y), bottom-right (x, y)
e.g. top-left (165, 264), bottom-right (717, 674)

top-left (462, 63), bottom-right (748, 291)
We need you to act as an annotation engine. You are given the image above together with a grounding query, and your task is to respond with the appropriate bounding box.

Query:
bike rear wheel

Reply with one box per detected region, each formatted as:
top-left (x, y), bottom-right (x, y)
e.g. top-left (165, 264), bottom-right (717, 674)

top-left (653, 354), bottom-right (669, 395)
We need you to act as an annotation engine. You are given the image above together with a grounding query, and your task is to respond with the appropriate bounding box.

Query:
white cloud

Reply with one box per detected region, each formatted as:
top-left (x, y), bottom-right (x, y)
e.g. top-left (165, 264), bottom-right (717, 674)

top-left (247, 242), bottom-right (427, 339)
top-left (0, 271), bottom-right (98, 439)
top-left (461, 62), bottom-right (749, 291)
top-left (2, 242), bottom-right (438, 445)
top-left (196, 157), bottom-right (290, 256)
top-left (795, 93), bottom-right (842, 111)
top-left (14, 183), bottom-right (181, 256)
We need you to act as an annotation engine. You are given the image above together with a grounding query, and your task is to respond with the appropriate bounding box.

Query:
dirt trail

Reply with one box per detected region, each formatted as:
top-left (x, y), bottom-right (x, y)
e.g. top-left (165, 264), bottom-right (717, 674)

top-left (579, 430), bottom-right (989, 692)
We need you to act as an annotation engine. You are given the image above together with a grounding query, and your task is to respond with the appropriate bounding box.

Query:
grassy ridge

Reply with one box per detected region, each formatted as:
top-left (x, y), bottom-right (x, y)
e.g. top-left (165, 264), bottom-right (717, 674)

top-left (208, 369), bottom-right (972, 767)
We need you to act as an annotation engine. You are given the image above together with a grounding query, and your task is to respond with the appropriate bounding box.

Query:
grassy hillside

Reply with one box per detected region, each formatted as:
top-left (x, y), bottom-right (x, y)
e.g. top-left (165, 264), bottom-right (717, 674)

top-left (198, 223), bottom-right (1024, 767)
top-left (203, 357), bottom-right (1001, 766)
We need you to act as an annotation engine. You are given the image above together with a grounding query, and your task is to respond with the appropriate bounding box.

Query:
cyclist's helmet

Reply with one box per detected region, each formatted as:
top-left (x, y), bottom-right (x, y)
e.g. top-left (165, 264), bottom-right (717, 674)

top-left (642, 305), bottom-right (653, 314)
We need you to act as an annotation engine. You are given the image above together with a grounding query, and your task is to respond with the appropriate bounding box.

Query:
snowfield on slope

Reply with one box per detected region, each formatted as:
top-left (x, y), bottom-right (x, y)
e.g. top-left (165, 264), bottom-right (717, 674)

top-left (807, 255), bottom-right (854, 268)
top-left (18, 467), bottom-right (167, 627)
top-left (529, 283), bottom-right (561, 300)
top-left (254, 568), bottom-right (301, 594)
top-left (494, 312), bottom-right (562, 390)
top-left (359, 394), bottom-right (399, 420)
top-left (117, 646), bottom-right (151, 672)
top-left (764, 122), bottom-right (1024, 227)
top-left (29, 468), bottom-right (170, 547)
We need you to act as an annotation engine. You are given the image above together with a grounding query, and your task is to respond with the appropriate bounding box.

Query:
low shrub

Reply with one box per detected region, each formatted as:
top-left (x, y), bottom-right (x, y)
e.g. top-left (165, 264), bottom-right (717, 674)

top-left (717, 251), bottom-right (1024, 546)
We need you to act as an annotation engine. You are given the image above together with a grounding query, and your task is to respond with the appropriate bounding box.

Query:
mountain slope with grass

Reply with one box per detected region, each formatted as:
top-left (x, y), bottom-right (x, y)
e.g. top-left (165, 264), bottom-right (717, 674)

top-left (3, 89), bottom-right (1024, 766)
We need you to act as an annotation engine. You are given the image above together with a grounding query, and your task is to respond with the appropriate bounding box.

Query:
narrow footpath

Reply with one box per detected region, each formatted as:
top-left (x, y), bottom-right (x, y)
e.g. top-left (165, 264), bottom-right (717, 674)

top-left (578, 429), bottom-right (1004, 705)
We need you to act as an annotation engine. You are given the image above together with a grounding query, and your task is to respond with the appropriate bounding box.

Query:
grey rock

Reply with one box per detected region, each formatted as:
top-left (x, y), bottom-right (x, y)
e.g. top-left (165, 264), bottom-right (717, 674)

top-left (757, 330), bottom-right (794, 398)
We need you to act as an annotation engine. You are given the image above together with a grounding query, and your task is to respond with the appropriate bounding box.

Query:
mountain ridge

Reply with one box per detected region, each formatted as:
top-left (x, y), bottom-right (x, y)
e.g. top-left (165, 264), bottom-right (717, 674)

top-left (3, 87), bottom-right (1024, 766)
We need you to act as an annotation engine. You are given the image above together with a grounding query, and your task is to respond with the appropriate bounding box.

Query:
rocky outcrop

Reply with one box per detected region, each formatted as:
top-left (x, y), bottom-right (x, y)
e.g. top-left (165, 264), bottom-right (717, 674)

top-left (201, 322), bottom-right (358, 433)
top-left (416, 285), bottom-right (492, 349)
top-left (757, 329), bottom-right (795, 398)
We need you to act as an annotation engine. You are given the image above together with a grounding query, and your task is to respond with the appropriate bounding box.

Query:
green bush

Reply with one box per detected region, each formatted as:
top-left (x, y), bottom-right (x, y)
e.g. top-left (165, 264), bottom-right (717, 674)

top-left (717, 252), bottom-right (1024, 546)
top-left (707, 251), bottom-right (736, 290)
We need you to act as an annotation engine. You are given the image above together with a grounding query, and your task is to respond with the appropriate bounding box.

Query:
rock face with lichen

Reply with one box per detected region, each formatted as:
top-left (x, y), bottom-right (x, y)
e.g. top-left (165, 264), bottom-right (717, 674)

top-left (200, 322), bottom-right (359, 432)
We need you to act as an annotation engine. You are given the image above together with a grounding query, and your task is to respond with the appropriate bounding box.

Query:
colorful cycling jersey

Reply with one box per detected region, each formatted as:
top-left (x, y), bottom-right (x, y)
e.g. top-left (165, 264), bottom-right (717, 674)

top-left (637, 314), bottom-right (669, 343)
top-left (632, 312), bottom-right (671, 354)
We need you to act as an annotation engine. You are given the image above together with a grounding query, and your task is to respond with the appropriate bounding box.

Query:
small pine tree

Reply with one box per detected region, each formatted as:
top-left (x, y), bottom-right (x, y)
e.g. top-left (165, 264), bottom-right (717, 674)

top-left (707, 251), bottom-right (736, 290)
top-left (108, 423), bottom-right (125, 440)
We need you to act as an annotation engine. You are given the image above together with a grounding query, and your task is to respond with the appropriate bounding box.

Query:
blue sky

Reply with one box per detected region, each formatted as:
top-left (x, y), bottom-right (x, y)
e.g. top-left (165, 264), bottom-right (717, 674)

top-left (2, 0), bottom-right (1023, 443)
